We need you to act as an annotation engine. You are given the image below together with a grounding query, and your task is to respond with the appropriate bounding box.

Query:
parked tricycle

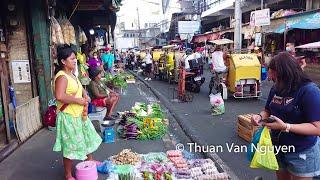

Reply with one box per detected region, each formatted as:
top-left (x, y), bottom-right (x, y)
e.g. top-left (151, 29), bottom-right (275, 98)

top-left (209, 53), bottom-right (262, 99)
top-left (162, 45), bottom-right (176, 83)
top-left (152, 48), bottom-right (164, 79)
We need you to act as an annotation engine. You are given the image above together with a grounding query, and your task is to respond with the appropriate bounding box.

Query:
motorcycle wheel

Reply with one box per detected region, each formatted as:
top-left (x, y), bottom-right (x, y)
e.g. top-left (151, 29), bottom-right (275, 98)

top-left (194, 85), bottom-right (201, 93)
top-left (185, 93), bottom-right (193, 102)
top-left (218, 84), bottom-right (225, 98)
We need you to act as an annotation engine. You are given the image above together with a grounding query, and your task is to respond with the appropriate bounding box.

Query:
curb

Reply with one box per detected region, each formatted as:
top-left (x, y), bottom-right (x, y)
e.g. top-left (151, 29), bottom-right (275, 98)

top-left (130, 71), bottom-right (239, 180)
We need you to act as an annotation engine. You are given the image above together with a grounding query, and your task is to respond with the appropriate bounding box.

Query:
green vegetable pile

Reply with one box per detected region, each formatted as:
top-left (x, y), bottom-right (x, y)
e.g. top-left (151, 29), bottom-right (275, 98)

top-left (121, 72), bottom-right (135, 80)
top-left (142, 152), bottom-right (169, 163)
top-left (115, 165), bottom-right (135, 180)
top-left (118, 103), bottom-right (169, 141)
top-left (104, 72), bottom-right (128, 89)
top-left (112, 75), bottom-right (128, 89)
top-left (137, 121), bottom-right (168, 140)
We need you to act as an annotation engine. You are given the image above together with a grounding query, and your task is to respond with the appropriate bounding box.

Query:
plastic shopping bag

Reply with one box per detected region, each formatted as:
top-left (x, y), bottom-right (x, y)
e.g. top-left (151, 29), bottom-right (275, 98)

top-left (97, 160), bottom-right (115, 174)
top-left (247, 127), bottom-right (263, 161)
top-left (250, 127), bottom-right (279, 170)
top-left (209, 93), bottom-right (225, 115)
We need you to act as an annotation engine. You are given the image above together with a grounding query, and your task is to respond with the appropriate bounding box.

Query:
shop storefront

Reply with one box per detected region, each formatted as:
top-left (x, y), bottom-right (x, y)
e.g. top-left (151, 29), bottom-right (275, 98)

top-left (0, 0), bottom-right (35, 154)
top-left (0, 0), bottom-right (53, 157)
top-left (0, 0), bottom-right (122, 159)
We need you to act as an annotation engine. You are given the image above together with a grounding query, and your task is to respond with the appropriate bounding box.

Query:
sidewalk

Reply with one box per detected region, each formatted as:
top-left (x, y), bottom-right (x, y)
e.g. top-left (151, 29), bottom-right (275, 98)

top-left (132, 70), bottom-right (276, 180)
top-left (0, 80), bottom-right (199, 180)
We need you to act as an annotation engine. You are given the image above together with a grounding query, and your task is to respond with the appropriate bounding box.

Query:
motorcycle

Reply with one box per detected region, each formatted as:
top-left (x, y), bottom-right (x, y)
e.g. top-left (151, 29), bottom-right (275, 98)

top-left (185, 58), bottom-right (205, 93)
top-left (126, 54), bottom-right (135, 70)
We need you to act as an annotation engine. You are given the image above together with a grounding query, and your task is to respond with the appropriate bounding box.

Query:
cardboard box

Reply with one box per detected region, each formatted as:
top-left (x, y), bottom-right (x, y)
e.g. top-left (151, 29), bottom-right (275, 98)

top-left (237, 114), bottom-right (259, 142)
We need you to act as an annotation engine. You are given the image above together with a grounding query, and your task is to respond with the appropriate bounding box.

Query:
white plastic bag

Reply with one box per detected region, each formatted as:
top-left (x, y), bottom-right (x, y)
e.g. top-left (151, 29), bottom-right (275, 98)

top-left (209, 93), bottom-right (225, 115)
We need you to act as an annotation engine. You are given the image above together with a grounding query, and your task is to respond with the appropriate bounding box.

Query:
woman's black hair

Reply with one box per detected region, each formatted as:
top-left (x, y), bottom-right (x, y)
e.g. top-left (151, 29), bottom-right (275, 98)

top-left (54, 44), bottom-right (75, 75)
top-left (268, 51), bottom-right (311, 95)
top-left (81, 43), bottom-right (89, 54)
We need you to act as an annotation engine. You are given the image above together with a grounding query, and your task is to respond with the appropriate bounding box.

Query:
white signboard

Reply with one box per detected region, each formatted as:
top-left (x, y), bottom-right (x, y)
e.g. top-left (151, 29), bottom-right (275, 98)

top-left (11, 60), bottom-right (31, 83)
top-left (250, 8), bottom-right (270, 26)
top-left (178, 21), bottom-right (200, 35)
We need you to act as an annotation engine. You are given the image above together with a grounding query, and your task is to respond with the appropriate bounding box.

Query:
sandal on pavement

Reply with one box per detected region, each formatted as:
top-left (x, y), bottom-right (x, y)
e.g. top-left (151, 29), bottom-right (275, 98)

top-left (111, 114), bottom-right (119, 118)
top-left (103, 116), bottom-right (116, 121)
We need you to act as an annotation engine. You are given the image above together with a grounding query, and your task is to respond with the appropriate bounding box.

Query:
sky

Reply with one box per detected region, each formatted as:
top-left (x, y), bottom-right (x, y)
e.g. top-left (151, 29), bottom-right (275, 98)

top-left (117, 0), bottom-right (181, 30)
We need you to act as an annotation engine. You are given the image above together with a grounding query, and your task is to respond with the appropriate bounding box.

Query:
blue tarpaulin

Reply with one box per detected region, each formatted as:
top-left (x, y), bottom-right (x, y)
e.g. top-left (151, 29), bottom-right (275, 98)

top-left (270, 11), bottom-right (320, 33)
top-left (286, 12), bottom-right (320, 29)
top-left (273, 24), bottom-right (286, 33)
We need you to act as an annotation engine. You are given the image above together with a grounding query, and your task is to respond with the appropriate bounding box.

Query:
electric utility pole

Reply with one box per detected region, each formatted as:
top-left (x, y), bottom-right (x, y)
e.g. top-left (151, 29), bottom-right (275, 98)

top-left (137, 7), bottom-right (141, 48)
top-left (234, 0), bottom-right (242, 52)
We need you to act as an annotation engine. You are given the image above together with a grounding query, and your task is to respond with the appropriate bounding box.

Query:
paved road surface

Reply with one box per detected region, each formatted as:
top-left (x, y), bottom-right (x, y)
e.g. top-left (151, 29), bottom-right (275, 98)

top-left (134, 69), bottom-right (276, 180)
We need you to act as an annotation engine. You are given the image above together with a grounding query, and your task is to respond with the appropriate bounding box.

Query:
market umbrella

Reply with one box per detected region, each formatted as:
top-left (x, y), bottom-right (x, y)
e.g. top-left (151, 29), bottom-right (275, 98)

top-left (296, 41), bottom-right (320, 49)
top-left (209, 38), bottom-right (234, 45)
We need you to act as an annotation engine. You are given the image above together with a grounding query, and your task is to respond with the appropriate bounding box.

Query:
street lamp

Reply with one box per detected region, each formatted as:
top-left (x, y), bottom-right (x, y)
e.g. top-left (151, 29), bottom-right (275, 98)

top-left (89, 29), bottom-right (95, 48)
top-left (89, 29), bottom-right (95, 35)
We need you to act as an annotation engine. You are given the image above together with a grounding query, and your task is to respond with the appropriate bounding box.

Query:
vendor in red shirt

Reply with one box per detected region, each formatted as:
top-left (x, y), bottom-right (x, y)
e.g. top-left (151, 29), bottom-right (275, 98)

top-left (88, 68), bottom-right (120, 120)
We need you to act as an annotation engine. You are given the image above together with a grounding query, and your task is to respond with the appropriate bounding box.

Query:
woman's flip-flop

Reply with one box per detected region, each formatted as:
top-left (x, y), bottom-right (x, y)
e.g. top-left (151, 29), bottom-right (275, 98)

top-left (103, 116), bottom-right (116, 121)
top-left (66, 176), bottom-right (75, 180)
top-left (111, 114), bottom-right (119, 118)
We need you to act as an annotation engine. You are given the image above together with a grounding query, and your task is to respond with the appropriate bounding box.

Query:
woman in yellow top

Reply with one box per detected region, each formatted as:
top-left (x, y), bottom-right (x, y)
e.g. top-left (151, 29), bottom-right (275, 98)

top-left (53, 45), bottom-right (102, 180)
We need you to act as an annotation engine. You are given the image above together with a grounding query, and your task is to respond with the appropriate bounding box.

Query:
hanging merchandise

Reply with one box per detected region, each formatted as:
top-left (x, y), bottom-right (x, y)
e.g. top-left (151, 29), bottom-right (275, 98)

top-left (78, 26), bottom-right (87, 45)
top-left (76, 52), bottom-right (90, 85)
top-left (95, 36), bottom-right (104, 46)
top-left (50, 16), bottom-right (64, 45)
top-left (60, 18), bottom-right (76, 45)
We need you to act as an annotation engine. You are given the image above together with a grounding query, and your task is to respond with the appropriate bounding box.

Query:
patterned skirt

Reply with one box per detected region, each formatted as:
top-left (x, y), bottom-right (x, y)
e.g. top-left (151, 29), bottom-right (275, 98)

top-left (53, 112), bottom-right (102, 160)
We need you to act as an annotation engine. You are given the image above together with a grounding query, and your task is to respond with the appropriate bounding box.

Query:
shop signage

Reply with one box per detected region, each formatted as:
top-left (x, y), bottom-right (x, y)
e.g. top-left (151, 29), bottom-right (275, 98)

top-left (192, 35), bottom-right (206, 43)
top-left (192, 32), bottom-right (220, 43)
top-left (250, 9), bottom-right (270, 26)
top-left (178, 21), bottom-right (200, 35)
top-left (239, 55), bottom-right (254, 61)
top-left (11, 60), bottom-right (31, 83)
top-left (206, 33), bottom-right (220, 41)
top-left (286, 12), bottom-right (320, 29)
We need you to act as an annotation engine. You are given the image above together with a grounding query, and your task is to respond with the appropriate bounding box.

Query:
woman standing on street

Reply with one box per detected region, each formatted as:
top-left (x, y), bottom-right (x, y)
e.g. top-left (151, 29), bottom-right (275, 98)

top-left (53, 45), bottom-right (102, 180)
top-left (144, 50), bottom-right (153, 81)
top-left (87, 51), bottom-right (103, 71)
top-left (251, 52), bottom-right (320, 180)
